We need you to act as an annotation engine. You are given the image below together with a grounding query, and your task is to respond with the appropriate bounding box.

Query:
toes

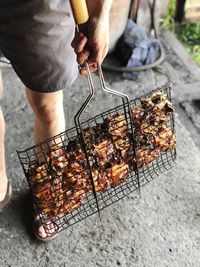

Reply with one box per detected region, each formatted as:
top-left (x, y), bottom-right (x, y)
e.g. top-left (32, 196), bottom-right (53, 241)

top-left (34, 211), bottom-right (58, 240)
top-left (37, 224), bottom-right (47, 239)
top-left (36, 219), bottom-right (57, 239)
top-left (44, 221), bottom-right (57, 235)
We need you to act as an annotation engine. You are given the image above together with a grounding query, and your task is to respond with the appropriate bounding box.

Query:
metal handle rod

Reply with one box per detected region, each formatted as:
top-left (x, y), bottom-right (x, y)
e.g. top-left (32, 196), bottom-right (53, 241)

top-left (74, 63), bottom-right (101, 216)
top-left (74, 63), bottom-right (95, 131)
top-left (70, 0), bottom-right (102, 216)
top-left (98, 65), bottom-right (129, 123)
top-left (98, 65), bottom-right (130, 102)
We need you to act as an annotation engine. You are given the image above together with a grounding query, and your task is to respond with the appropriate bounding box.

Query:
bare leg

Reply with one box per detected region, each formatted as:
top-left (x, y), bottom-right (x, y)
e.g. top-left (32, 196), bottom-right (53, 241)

top-left (0, 70), bottom-right (8, 202)
top-left (0, 107), bottom-right (8, 202)
top-left (26, 87), bottom-right (65, 239)
top-left (26, 88), bottom-right (65, 144)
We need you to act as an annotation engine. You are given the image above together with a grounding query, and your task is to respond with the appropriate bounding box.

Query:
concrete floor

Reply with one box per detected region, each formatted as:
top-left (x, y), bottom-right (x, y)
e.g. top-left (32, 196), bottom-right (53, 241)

top-left (0, 30), bottom-right (200, 267)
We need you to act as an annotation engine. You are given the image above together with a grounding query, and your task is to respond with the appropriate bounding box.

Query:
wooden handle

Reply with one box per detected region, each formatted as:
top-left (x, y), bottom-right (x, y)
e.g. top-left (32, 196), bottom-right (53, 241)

top-left (70, 0), bottom-right (89, 25)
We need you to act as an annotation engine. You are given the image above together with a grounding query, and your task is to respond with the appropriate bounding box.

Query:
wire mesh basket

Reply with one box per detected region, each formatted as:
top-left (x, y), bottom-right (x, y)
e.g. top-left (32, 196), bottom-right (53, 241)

top-left (17, 67), bottom-right (176, 237)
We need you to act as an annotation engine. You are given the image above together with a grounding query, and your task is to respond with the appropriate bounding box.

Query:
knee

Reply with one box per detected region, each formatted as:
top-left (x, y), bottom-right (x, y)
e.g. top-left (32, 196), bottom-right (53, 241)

top-left (34, 103), bottom-right (62, 123)
top-left (26, 88), bottom-right (64, 123)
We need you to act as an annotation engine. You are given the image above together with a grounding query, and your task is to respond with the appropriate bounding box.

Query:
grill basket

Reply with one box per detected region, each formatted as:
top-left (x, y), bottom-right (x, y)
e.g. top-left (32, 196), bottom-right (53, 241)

top-left (17, 77), bottom-right (176, 237)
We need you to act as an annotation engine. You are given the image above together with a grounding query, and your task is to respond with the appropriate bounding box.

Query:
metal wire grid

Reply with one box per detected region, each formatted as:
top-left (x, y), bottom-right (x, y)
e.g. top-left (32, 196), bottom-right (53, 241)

top-left (17, 84), bottom-right (176, 236)
top-left (17, 101), bottom-right (139, 234)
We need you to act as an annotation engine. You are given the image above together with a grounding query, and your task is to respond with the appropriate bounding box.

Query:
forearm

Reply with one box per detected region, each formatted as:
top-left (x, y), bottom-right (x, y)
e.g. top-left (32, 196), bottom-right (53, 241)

top-left (86, 0), bottom-right (113, 19)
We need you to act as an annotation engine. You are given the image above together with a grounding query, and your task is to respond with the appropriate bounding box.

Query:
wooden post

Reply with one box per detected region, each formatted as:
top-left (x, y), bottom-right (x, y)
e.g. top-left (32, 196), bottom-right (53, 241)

top-left (174, 0), bottom-right (186, 23)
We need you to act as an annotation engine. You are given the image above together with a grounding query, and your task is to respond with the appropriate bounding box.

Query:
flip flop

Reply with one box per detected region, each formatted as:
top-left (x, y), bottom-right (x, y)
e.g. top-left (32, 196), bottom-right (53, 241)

top-left (0, 182), bottom-right (12, 211)
top-left (33, 211), bottom-right (59, 242)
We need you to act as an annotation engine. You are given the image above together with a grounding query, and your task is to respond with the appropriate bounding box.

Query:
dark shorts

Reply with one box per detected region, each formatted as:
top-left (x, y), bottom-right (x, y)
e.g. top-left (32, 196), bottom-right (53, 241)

top-left (0, 0), bottom-right (78, 93)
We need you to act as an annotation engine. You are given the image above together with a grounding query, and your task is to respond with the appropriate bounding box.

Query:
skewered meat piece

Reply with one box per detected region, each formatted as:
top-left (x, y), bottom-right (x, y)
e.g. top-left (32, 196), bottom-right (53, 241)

top-left (33, 173), bottom-right (87, 217)
top-left (52, 194), bottom-right (85, 217)
top-left (92, 139), bottom-right (115, 168)
top-left (33, 181), bottom-right (64, 211)
top-left (131, 91), bottom-right (176, 168)
top-left (82, 115), bottom-right (131, 169)
top-left (31, 152), bottom-right (88, 217)
top-left (138, 92), bottom-right (173, 120)
top-left (155, 128), bottom-right (176, 151)
top-left (45, 192), bottom-right (85, 217)
top-left (135, 122), bottom-right (168, 146)
top-left (88, 163), bottom-right (130, 190)
top-left (48, 146), bottom-right (68, 175)
top-left (62, 168), bottom-right (88, 193)
top-left (131, 91), bottom-right (175, 147)
top-left (136, 146), bottom-right (161, 168)
top-left (114, 138), bottom-right (129, 156)
top-left (144, 101), bottom-right (174, 124)
top-left (107, 163), bottom-right (129, 187)
top-left (28, 163), bottom-right (50, 184)
top-left (131, 106), bottom-right (145, 125)
top-left (141, 91), bottom-right (167, 109)
top-left (153, 99), bottom-right (174, 114)
top-left (89, 169), bottom-right (109, 192)
top-left (105, 114), bottom-right (128, 137)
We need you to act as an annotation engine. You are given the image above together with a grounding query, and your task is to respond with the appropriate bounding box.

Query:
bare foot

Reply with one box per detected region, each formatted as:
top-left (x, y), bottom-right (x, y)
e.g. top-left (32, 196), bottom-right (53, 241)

top-left (34, 214), bottom-right (58, 241)
top-left (0, 175), bottom-right (8, 202)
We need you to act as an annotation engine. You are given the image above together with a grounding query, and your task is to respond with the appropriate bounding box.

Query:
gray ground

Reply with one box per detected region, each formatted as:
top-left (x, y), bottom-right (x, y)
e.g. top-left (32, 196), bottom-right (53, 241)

top-left (0, 30), bottom-right (200, 267)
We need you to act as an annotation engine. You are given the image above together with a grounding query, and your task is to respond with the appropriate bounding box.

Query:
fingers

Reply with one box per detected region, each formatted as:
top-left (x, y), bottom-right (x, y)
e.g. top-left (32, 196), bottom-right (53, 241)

top-left (71, 31), bottom-right (90, 67)
top-left (79, 44), bottom-right (108, 76)
top-left (71, 32), bottom-right (88, 54)
top-left (88, 41), bottom-right (108, 65)
top-left (71, 31), bottom-right (109, 75)
top-left (79, 63), bottom-right (98, 75)
top-left (77, 49), bottom-right (90, 65)
top-left (87, 52), bottom-right (102, 66)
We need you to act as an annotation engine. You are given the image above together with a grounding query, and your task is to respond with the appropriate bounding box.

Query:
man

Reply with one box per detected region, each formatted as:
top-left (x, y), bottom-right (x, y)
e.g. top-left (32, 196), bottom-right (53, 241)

top-left (0, 0), bottom-right (112, 241)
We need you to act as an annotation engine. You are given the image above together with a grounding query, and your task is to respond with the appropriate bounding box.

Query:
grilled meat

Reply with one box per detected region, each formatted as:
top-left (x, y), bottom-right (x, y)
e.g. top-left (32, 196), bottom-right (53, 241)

top-left (28, 91), bottom-right (175, 218)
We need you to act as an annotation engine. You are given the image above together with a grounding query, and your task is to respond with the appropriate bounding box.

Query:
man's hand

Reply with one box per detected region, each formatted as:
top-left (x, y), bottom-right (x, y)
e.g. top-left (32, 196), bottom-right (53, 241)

top-left (71, 0), bottom-right (112, 75)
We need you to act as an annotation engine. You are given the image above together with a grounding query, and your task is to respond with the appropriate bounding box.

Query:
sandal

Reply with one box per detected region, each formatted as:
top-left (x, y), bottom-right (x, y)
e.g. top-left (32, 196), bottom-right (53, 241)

top-left (34, 211), bottom-right (59, 242)
top-left (0, 182), bottom-right (12, 210)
